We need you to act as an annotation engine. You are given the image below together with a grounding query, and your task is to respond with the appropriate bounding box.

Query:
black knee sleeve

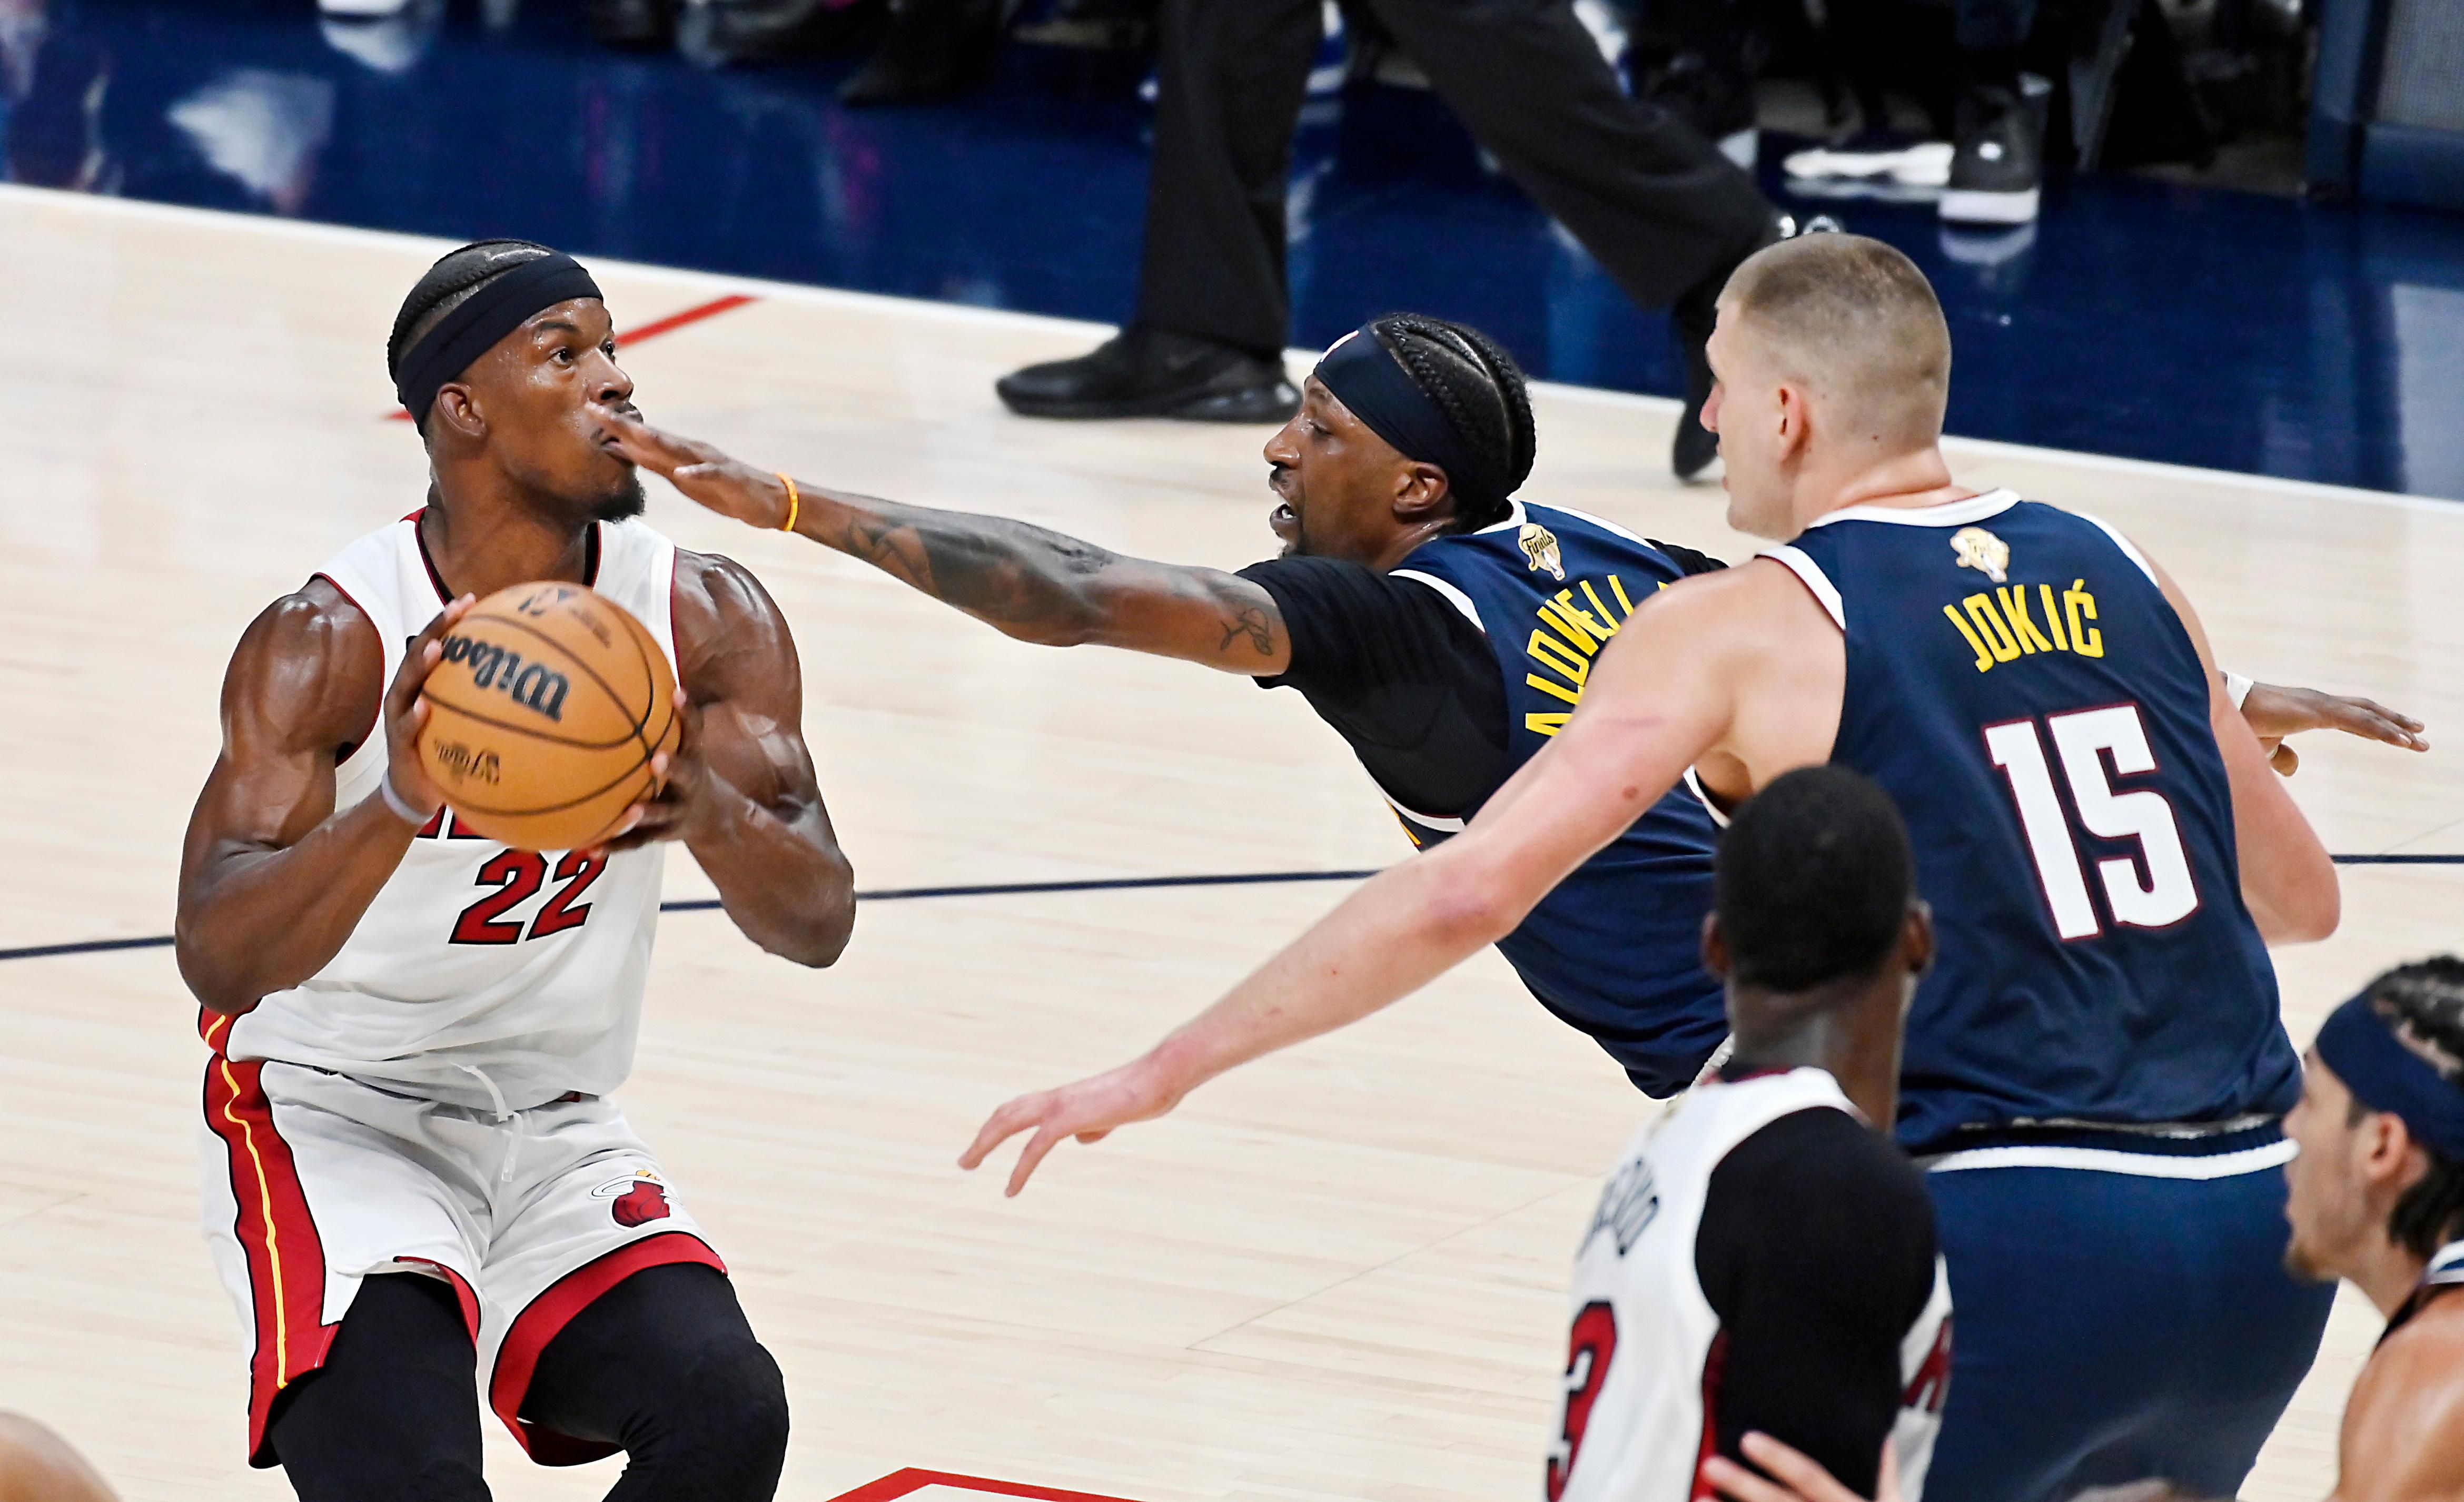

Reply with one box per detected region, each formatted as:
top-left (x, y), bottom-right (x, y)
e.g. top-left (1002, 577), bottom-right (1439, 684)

top-left (521, 1261), bottom-right (789, 1502)
top-left (267, 1273), bottom-right (491, 1502)
top-left (659, 1335), bottom-right (791, 1483)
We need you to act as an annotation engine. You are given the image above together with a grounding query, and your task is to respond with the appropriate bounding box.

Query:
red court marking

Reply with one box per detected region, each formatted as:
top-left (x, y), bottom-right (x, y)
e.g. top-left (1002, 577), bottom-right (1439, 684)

top-left (383, 292), bottom-right (760, 420)
top-left (826, 1470), bottom-right (1155, 1502)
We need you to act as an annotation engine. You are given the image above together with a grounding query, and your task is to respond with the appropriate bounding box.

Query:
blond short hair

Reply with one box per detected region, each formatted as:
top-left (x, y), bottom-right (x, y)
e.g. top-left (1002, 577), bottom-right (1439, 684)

top-left (1722, 234), bottom-right (1952, 451)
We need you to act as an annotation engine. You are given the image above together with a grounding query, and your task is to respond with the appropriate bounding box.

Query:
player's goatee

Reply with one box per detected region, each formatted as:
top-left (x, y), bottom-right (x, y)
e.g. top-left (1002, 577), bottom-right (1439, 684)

top-left (596, 469), bottom-right (648, 523)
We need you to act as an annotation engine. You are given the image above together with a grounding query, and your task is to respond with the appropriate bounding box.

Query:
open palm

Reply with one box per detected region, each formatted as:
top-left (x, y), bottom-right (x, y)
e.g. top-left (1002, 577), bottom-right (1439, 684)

top-left (588, 402), bottom-right (790, 530)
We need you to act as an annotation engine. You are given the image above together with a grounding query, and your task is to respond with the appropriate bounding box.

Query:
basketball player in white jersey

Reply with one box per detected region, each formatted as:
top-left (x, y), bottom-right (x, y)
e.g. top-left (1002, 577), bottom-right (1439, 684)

top-left (1701, 955), bottom-right (2464, 1502)
top-left (1555, 766), bottom-right (1949, 1502)
top-left (174, 240), bottom-right (854, 1501)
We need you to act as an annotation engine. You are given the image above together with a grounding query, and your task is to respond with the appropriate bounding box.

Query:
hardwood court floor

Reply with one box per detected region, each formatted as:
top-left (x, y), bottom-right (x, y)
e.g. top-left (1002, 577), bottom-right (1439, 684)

top-left (0, 183), bottom-right (2457, 1502)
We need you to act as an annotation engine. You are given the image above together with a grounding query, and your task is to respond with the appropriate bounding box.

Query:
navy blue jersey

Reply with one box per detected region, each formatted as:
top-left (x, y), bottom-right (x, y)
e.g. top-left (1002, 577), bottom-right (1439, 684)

top-left (1386, 502), bottom-right (1727, 1095)
top-left (1771, 491), bottom-right (2300, 1152)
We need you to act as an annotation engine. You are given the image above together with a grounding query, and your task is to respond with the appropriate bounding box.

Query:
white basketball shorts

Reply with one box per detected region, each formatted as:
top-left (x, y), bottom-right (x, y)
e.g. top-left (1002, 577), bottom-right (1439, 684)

top-left (197, 1054), bottom-right (723, 1467)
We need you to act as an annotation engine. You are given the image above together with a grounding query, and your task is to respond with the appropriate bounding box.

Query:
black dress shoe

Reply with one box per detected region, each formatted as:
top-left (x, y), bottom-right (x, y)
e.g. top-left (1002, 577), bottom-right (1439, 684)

top-left (996, 329), bottom-right (1300, 422)
top-left (1668, 212), bottom-right (1842, 481)
top-left (590, 0), bottom-right (676, 47)
top-left (839, 0), bottom-right (1000, 104)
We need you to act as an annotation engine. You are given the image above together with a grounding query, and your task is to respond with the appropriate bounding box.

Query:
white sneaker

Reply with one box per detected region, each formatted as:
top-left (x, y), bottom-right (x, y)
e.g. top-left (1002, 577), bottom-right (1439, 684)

top-left (1783, 139), bottom-right (1954, 187)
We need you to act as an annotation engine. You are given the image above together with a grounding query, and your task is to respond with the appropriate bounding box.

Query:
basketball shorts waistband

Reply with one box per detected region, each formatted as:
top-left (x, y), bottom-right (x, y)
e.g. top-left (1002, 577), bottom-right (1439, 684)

top-left (1918, 1117), bottom-right (2291, 1178)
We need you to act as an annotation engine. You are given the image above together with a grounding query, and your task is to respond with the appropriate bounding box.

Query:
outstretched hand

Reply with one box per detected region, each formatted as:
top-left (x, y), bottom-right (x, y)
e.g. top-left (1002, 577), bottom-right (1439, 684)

top-left (589, 402), bottom-right (796, 531)
top-left (2241, 681), bottom-right (2428, 776)
top-left (1699, 1433), bottom-right (1897, 1502)
top-left (958, 1054), bottom-right (1189, 1197)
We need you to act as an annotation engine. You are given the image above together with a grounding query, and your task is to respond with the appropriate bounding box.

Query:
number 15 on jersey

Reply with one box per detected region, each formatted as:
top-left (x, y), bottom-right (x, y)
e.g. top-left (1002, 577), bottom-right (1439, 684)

top-left (1984, 703), bottom-right (2201, 941)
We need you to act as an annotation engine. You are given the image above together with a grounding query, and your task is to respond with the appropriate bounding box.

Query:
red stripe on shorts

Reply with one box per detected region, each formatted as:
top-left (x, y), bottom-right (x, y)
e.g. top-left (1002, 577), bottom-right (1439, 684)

top-left (201, 1056), bottom-right (340, 1467)
top-left (488, 1230), bottom-right (727, 1465)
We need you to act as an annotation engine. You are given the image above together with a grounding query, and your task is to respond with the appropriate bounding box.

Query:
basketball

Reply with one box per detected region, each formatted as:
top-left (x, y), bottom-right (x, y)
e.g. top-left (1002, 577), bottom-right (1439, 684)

top-left (416, 582), bottom-right (680, 852)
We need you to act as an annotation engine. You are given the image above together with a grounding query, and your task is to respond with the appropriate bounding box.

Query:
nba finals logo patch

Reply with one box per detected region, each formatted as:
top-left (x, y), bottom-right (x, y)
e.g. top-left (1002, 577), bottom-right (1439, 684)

top-left (1519, 522), bottom-right (1566, 581)
top-left (592, 1170), bottom-right (673, 1228)
top-left (1951, 526), bottom-right (2010, 584)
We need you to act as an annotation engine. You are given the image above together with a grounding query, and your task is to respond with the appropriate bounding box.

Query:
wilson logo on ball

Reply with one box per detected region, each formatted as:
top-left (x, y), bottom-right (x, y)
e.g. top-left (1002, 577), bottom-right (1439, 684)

top-left (429, 740), bottom-right (500, 785)
top-left (442, 635), bottom-right (572, 722)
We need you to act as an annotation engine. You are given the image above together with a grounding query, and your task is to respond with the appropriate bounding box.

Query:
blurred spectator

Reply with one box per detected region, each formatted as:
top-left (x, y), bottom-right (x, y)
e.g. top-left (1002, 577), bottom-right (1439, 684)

top-left (1938, 0), bottom-right (2047, 223)
top-left (994, 0), bottom-right (1788, 481)
top-left (1, 0), bottom-right (115, 191)
top-left (1659, 0), bottom-right (2046, 226)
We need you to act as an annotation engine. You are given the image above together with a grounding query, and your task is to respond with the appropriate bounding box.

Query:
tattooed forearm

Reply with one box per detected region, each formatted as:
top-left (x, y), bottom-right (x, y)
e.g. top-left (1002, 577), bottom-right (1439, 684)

top-left (797, 485), bottom-right (1283, 667)
top-left (809, 491), bottom-right (1116, 643)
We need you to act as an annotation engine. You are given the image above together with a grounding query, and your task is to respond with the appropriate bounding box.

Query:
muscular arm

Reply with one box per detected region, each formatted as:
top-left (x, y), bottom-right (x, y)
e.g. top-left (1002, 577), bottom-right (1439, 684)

top-left (2142, 554), bottom-right (2341, 943)
top-left (958, 565), bottom-right (1830, 1192)
top-left (592, 406), bottom-right (1291, 674)
top-left (641, 552), bottom-right (855, 967)
top-left (175, 583), bottom-right (452, 1015)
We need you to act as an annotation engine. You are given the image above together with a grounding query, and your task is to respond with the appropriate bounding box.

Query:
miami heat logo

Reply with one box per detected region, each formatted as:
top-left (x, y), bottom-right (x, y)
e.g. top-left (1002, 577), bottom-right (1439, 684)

top-left (591, 1171), bottom-right (673, 1228)
top-left (1519, 522), bottom-right (1566, 581)
top-left (1951, 526), bottom-right (2010, 584)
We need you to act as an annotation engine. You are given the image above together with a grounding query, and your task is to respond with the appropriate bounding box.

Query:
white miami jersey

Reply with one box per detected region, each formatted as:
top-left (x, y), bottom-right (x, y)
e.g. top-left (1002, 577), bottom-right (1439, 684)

top-left (210, 513), bottom-right (679, 1114)
top-left (1547, 1069), bottom-right (1954, 1502)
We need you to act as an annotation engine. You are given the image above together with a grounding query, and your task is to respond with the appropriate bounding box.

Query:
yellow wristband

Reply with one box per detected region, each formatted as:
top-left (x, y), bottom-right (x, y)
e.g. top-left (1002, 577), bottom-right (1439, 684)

top-left (777, 473), bottom-right (800, 533)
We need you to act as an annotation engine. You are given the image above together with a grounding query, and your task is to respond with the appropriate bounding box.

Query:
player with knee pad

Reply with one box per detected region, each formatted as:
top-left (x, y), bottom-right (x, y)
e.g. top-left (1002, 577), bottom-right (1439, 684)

top-left (176, 239), bottom-right (854, 1500)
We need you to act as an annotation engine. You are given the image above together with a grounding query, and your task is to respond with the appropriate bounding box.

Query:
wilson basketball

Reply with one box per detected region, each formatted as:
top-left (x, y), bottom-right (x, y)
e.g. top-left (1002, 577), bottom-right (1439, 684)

top-left (416, 582), bottom-right (680, 852)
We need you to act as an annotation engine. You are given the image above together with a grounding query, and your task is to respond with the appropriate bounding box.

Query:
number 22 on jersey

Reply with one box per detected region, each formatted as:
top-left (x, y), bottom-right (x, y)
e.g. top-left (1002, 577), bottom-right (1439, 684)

top-left (450, 851), bottom-right (608, 945)
top-left (1985, 703), bottom-right (2200, 941)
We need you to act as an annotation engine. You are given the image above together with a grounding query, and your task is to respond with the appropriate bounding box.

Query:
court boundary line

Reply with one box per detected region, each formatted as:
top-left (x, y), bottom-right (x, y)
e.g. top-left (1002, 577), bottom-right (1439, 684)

top-left (1, 857), bottom-right (2452, 965)
top-left (0, 869), bottom-right (1382, 963)
top-left (5, 183), bottom-right (2453, 513)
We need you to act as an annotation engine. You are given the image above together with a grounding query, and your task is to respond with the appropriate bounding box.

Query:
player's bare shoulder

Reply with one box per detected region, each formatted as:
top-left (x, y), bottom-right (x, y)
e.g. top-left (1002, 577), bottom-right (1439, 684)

top-left (2342, 1292), bottom-right (2464, 1487)
top-left (669, 548), bottom-right (801, 694)
top-left (221, 576), bottom-right (386, 751)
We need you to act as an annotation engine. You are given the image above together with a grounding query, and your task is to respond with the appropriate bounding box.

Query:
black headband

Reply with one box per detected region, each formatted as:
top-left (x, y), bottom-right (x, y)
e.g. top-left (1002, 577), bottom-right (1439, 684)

top-left (392, 252), bottom-right (605, 427)
top-left (2317, 991), bottom-right (2464, 1160)
top-left (1313, 325), bottom-right (1504, 511)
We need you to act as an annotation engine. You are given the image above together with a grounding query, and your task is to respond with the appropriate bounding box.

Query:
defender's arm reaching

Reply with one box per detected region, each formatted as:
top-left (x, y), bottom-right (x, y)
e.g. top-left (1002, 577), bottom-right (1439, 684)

top-left (954, 532), bottom-right (2375, 1192)
top-left (2142, 553), bottom-right (2341, 943)
top-left (957, 561), bottom-right (1805, 1194)
top-left (591, 406), bottom-right (1292, 675)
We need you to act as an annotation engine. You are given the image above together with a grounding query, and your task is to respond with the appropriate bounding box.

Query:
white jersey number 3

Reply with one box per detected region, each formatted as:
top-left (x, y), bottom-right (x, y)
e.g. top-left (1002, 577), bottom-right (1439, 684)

top-left (1985, 704), bottom-right (2200, 940)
